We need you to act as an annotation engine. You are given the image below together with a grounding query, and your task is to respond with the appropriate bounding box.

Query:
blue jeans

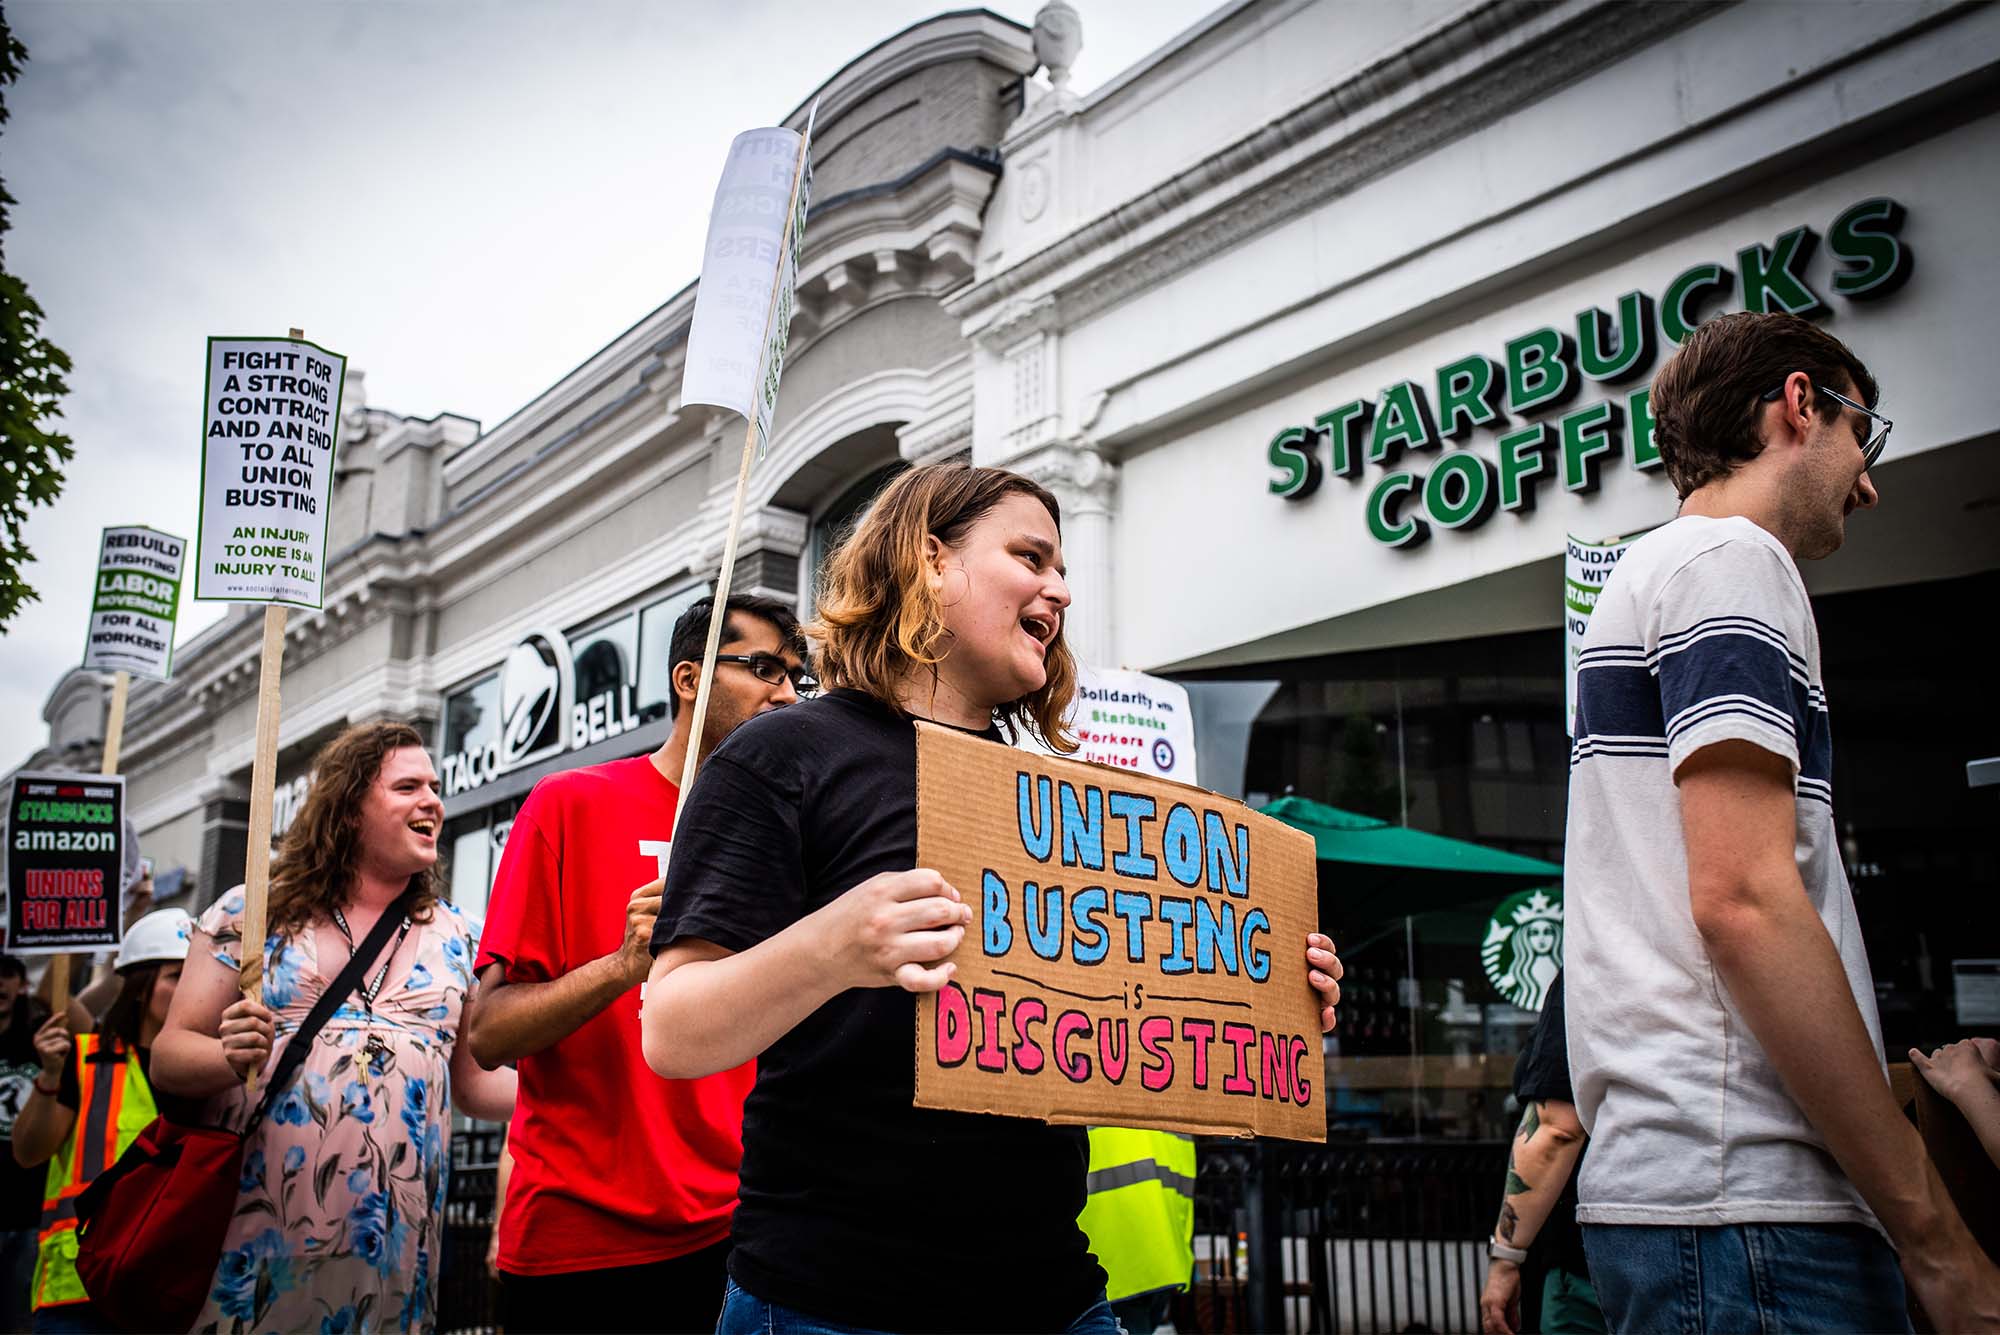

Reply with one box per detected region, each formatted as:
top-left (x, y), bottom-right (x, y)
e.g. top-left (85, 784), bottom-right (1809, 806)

top-left (1582, 1223), bottom-right (1910, 1333)
top-left (1, 1228), bottom-right (35, 1335)
top-left (717, 1279), bottom-right (1122, 1334)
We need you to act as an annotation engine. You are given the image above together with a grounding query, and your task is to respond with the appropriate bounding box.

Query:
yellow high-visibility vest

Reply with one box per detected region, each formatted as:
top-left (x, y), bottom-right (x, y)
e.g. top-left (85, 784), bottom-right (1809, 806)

top-left (1078, 1127), bottom-right (1196, 1303)
top-left (34, 1034), bottom-right (158, 1310)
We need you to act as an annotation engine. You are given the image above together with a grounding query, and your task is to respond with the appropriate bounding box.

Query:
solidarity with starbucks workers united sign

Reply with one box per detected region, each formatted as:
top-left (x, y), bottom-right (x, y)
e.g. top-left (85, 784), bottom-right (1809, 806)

top-left (194, 336), bottom-right (346, 609)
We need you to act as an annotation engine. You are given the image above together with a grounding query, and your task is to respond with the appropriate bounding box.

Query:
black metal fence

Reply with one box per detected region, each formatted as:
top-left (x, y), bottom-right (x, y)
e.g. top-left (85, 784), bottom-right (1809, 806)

top-left (436, 1131), bottom-right (1504, 1335)
top-left (1181, 1138), bottom-right (1506, 1334)
top-left (440, 1126), bottom-right (505, 1335)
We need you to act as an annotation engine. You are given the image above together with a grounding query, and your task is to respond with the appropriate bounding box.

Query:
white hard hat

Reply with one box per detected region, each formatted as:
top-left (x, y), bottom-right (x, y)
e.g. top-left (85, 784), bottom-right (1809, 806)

top-left (115, 908), bottom-right (193, 973)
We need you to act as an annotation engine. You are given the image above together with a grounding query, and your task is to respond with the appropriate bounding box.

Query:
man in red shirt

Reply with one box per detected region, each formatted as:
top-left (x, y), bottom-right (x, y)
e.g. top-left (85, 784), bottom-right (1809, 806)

top-left (468, 594), bottom-right (809, 1333)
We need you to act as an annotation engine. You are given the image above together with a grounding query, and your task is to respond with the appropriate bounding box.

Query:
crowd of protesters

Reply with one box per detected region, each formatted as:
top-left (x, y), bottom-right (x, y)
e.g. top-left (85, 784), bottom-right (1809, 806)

top-left (3, 312), bottom-right (1999, 1335)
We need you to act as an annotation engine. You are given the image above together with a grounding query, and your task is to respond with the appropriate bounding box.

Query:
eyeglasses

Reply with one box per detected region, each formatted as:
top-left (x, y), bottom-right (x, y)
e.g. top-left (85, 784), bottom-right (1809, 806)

top-left (714, 653), bottom-right (817, 693)
top-left (1759, 381), bottom-right (1891, 469)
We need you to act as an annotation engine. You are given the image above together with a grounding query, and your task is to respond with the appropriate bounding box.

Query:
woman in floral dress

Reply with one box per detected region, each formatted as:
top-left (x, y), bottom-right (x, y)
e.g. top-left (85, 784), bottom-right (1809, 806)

top-left (156, 723), bottom-right (516, 1335)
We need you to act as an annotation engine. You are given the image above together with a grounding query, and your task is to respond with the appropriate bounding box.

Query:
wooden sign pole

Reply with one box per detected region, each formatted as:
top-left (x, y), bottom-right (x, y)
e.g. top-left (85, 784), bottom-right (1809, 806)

top-left (237, 327), bottom-right (302, 1090)
top-left (674, 145), bottom-right (810, 808)
top-left (100, 670), bottom-right (130, 775)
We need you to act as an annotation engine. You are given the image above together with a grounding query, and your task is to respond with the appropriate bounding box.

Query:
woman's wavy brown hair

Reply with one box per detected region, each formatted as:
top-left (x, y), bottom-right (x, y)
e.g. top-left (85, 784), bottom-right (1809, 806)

top-left (267, 721), bottom-right (441, 939)
top-left (811, 462), bottom-right (1078, 752)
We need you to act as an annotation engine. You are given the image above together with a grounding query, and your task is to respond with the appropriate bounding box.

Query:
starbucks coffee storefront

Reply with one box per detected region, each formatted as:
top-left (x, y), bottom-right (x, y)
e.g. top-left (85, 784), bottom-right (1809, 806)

top-left (944, 1), bottom-right (2000, 1137)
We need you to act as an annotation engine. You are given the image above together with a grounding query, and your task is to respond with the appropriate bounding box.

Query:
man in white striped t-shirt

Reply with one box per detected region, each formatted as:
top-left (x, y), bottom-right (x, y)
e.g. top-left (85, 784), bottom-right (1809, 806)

top-left (1564, 312), bottom-right (1999, 1332)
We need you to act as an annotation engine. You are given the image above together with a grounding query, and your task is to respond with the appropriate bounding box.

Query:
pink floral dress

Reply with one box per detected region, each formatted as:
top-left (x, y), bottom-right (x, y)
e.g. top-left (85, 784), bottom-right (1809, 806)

top-left (191, 888), bottom-right (478, 1335)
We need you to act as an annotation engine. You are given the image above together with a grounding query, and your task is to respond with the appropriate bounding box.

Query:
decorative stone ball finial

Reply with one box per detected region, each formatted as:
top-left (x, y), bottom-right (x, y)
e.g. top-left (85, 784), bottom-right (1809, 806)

top-left (1033, 0), bottom-right (1083, 89)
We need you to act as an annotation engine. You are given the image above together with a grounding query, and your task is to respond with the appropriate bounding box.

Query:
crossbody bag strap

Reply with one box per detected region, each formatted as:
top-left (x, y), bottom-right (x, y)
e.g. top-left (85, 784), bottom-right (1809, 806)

top-left (244, 885), bottom-right (418, 1131)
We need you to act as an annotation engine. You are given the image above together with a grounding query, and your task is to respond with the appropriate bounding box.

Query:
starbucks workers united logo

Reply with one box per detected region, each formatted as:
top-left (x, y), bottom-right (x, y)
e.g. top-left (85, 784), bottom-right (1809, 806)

top-left (1482, 888), bottom-right (1563, 1011)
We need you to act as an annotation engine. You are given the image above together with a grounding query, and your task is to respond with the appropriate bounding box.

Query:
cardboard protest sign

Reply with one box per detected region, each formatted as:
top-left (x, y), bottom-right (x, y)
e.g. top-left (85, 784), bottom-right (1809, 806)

top-left (4, 772), bottom-right (124, 954)
top-left (680, 106), bottom-right (815, 453)
top-left (914, 722), bottom-right (1326, 1142)
top-left (1564, 533), bottom-right (1632, 736)
top-left (83, 525), bottom-right (186, 680)
top-left (194, 336), bottom-right (346, 608)
top-left (1023, 665), bottom-right (1199, 783)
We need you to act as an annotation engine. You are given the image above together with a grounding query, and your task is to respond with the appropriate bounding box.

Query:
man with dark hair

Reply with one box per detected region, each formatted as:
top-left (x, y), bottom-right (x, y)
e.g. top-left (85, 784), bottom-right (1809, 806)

top-left (1566, 312), bottom-right (1999, 1330)
top-left (0, 955), bottom-right (48, 1335)
top-left (467, 593), bottom-right (809, 1333)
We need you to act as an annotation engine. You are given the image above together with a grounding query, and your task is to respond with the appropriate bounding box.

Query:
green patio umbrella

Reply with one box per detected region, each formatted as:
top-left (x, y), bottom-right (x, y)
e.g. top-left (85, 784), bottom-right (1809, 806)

top-left (1255, 794), bottom-right (1562, 934)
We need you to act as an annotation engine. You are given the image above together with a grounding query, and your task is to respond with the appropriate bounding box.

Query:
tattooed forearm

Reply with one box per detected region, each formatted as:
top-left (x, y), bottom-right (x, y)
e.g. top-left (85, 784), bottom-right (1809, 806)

top-left (1499, 1200), bottom-right (1520, 1243)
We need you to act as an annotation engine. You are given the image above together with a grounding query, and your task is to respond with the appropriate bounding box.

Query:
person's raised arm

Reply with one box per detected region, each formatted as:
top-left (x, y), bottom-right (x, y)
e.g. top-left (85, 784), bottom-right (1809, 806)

top-left (1682, 739), bottom-right (2000, 1327)
top-left (466, 880), bottom-right (660, 1070)
top-left (1480, 1097), bottom-right (1587, 1334)
top-left (10, 1016), bottom-right (77, 1168)
top-left (642, 868), bottom-right (969, 1080)
top-left (151, 929), bottom-right (274, 1098)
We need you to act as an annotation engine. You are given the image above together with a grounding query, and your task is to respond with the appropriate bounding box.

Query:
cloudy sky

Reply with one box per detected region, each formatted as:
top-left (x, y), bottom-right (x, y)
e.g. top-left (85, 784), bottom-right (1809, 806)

top-left (0, 0), bottom-right (1218, 766)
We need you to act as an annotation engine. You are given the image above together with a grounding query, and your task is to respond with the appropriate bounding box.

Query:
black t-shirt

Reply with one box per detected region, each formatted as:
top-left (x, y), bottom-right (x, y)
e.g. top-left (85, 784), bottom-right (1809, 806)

top-left (1509, 973), bottom-right (1588, 1277)
top-left (0, 1002), bottom-right (50, 1230)
top-left (654, 689), bottom-right (1106, 1333)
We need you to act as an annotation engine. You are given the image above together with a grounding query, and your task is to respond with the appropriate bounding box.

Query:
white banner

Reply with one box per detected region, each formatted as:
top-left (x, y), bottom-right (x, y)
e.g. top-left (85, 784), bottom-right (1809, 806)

top-left (681, 108), bottom-right (814, 452)
top-left (1019, 665), bottom-right (1199, 785)
top-left (193, 336), bottom-right (346, 608)
top-left (1565, 533), bottom-right (1633, 736)
top-left (83, 525), bottom-right (186, 680)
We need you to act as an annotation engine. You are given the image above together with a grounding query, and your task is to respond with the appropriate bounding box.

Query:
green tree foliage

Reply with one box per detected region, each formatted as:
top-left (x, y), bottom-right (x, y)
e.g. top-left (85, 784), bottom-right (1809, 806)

top-left (0, 12), bottom-right (75, 630)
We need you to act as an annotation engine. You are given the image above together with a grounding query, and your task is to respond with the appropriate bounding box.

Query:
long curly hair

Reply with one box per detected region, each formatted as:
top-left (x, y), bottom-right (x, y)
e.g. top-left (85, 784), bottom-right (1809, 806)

top-left (267, 721), bottom-right (441, 939)
top-left (810, 462), bottom-right (1078, 752)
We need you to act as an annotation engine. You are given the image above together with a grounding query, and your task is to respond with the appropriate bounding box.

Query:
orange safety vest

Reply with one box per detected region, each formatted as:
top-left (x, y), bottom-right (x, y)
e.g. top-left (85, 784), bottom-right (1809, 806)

top-left (33, 1033), bottom-right (157, 1310)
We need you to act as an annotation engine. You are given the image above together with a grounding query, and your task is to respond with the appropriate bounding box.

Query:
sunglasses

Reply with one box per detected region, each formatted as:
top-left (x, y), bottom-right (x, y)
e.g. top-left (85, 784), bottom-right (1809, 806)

top-left (1759, 381), bottom-right (1891, 469)
top-left (714, 652), bottom-right (817, 693)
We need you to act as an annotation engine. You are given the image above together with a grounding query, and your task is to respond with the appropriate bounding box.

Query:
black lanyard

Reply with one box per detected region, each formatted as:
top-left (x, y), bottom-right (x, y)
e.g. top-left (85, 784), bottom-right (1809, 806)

top-left (329, 904), bottom-right (411, 1010)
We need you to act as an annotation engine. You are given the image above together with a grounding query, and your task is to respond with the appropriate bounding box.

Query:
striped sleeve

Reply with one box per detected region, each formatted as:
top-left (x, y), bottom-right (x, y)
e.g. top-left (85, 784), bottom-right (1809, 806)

top-left (1652, 540), bottom-right (1813, 776)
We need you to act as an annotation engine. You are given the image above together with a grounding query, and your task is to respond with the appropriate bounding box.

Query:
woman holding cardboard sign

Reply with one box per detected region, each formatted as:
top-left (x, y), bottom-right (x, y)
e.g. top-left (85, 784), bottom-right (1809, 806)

top-left (643, 462), bottom-right (1342, 1335)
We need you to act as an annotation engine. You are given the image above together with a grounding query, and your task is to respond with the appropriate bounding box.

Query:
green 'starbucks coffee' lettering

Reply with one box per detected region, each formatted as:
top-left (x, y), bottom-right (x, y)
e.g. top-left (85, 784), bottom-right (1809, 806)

top-left (1366, 472), bottom-right (1428, 548)
top-left (1314, 400), bottom-right (1372, 477)
top-left (1261, 198), bottom-right (1910, 544)
top-left (1435, 354), bottom-right (1506, 440)
top-left (1829, 198), bottom-right (1912, 299)
top-left (1267, 426), bottom-right (1320, 499)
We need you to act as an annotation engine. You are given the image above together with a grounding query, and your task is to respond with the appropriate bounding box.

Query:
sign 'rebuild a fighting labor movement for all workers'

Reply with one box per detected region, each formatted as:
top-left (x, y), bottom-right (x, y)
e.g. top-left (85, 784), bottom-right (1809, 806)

top-left (5, 772), bottom-right (125, 954)
top-left (84, 526), bottom-right (187, 680)
top-left (914, 723), bottom-right (1326, 1142)
top-left (194, 336), bottom-right (347, 608)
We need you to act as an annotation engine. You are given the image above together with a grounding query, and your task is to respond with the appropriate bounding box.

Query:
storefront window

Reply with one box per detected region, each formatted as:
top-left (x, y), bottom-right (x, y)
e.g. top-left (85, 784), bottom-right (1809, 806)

top-left (570, 613), bottom-right (637, 709)
top-left (1181, 573), bottom-right (2000, 1141)
top-left (444, 804), bottom-right (519, 928)
top-left (636, 584), bottom-right (709, 721)
top-left (809, 463), bottom-right (905, 608)
top-left (442, 673), bottom-right (499, 758)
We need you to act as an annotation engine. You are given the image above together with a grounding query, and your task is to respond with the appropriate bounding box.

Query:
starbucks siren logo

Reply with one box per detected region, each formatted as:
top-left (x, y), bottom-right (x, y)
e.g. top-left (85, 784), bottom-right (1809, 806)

top-left (1481, 888), bottom-right (1563, 1011)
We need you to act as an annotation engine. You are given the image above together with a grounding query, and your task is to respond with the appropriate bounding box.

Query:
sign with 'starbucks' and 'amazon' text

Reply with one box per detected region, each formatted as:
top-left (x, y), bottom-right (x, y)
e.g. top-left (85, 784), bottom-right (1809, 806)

top-left (914, 722), bottom-right (1326, 1142)
top-left (1266, 198), bottom-right (1912, 546)
top-left (84, 526), bottom-right (187, 681)
top-left (4, 772), bottom-right (125, 954)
